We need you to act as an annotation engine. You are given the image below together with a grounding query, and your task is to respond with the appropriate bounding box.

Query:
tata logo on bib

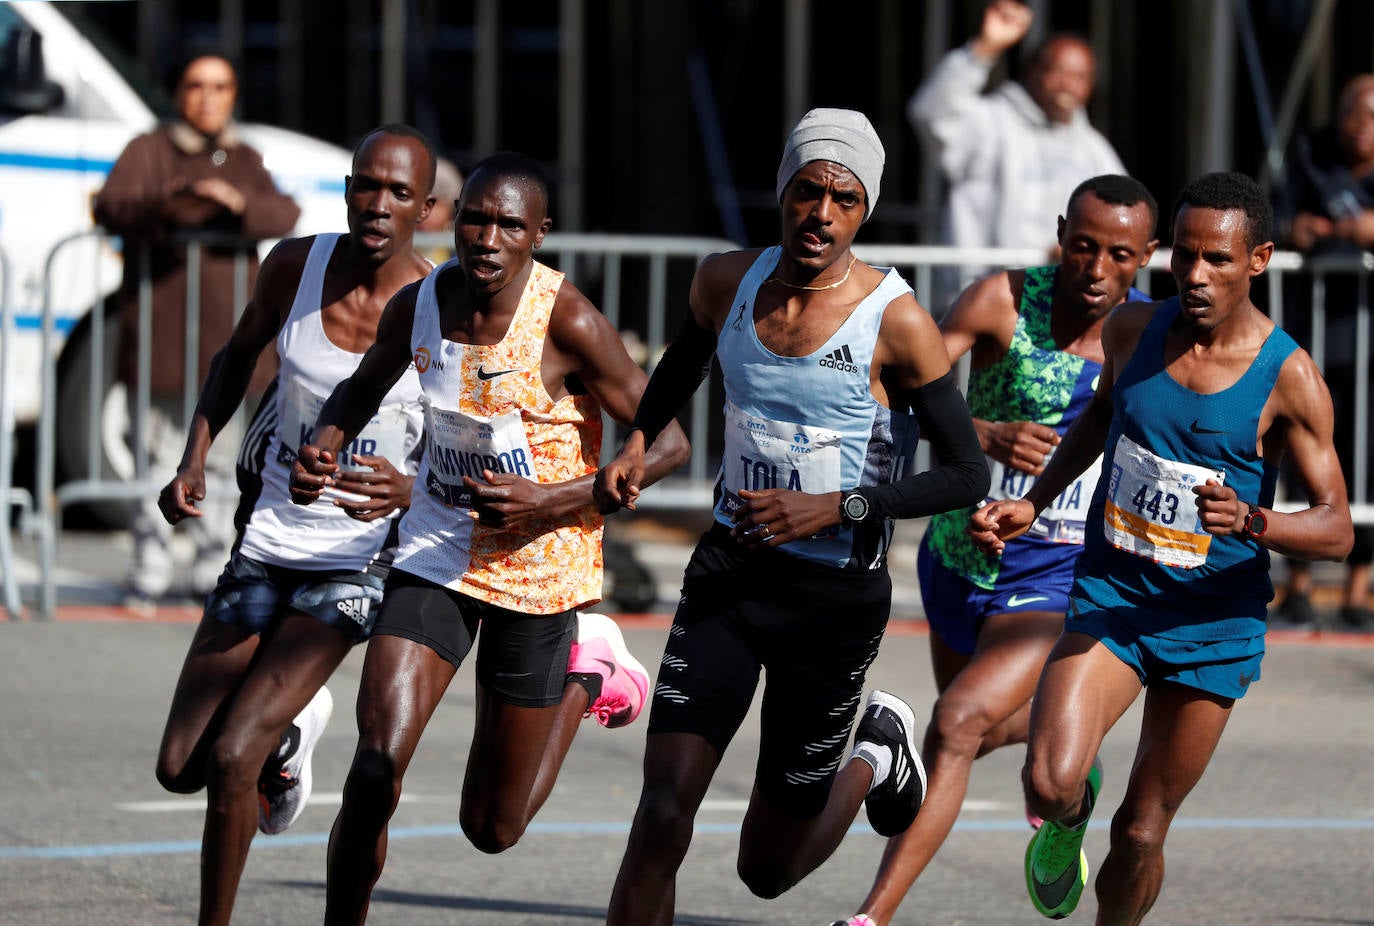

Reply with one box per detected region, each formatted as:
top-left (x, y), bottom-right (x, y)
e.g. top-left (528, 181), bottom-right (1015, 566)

top-left (414, 347), bottom-right (431, 373)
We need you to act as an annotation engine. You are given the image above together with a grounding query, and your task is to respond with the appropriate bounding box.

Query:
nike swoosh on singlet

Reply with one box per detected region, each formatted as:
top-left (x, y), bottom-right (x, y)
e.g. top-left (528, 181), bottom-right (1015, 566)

top-left (1007, 594), bottom-right (1051, 608)
top-left (477, 365), bottom-right (521, 381)
top-left (1189, 419), bottom-right (1226, 435)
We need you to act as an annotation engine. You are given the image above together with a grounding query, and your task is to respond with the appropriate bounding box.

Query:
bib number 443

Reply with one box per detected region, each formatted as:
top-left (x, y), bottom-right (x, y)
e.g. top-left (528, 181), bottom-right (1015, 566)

top-left (1130, 485), bottom-right (1179, 525)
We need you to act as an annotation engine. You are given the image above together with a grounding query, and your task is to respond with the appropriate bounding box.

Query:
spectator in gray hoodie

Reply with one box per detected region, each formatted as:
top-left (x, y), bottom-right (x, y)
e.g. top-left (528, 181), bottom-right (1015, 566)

top-left (909, 1), bottom-right (1123, 306)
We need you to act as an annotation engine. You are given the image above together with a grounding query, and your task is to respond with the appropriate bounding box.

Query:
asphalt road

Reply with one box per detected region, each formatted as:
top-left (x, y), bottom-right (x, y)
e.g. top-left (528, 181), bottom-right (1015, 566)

top-left (2, 611), bottom-right (1372, 926)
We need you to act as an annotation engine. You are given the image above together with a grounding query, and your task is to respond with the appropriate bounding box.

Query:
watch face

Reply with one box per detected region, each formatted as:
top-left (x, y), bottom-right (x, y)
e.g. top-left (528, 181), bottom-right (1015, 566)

top-left (1248, 511), bottom-right (1267, 536)
top-left (843, 493), bottom-right (868, 522)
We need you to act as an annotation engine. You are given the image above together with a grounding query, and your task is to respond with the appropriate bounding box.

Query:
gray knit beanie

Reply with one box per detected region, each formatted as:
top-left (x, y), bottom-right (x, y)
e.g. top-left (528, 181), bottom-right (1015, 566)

top-left (776, 108), bottom-right (885, 220)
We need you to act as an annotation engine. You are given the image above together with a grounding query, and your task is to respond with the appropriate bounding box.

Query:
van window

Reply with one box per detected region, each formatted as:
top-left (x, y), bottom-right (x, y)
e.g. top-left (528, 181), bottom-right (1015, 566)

top-left (51, 2), bottom-right (171, 117)
top-left (0, 4), bottom-right (27, 74)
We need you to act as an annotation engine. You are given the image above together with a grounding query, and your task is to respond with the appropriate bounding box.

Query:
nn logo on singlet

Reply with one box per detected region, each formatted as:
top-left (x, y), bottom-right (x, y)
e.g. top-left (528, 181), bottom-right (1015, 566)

top-left (818, 343), bottom-right (859, 374)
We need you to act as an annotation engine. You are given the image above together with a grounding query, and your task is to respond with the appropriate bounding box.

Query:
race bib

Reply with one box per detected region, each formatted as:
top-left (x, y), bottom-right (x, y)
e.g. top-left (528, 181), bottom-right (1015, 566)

top-left (423, 406), bottom-right (533, 508)
top-left (719, 400), bottom-right (842, 528)
top-left (277, 379), bottom-right (411, 471)
top-left (1102, 434), bottom-right (1223, 568)
top-left (986, 450), bottom-right (1100, 545)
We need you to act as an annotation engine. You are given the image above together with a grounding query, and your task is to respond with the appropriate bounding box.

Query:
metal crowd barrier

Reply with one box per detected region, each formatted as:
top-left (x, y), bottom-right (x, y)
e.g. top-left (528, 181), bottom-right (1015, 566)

top-left (35, 231), bottom-right (252, 619)
top-left (22, 234), bottom-right (1374, 618)
top-left (1, 243), bottom-right (32, 619)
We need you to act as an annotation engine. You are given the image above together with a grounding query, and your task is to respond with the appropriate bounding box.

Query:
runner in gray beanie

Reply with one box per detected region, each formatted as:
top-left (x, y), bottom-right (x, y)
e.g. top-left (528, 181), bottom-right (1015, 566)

top-left (776, 107), bottom-right (885, 220)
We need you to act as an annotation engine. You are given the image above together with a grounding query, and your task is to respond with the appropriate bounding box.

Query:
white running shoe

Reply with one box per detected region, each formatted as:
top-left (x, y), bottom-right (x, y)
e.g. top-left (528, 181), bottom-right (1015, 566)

top-left (258, 686), bottom-right (333, 835)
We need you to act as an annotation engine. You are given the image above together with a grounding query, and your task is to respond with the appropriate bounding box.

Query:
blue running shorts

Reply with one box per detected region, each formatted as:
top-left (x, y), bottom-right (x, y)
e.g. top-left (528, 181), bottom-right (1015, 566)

top-left (1066, 596), bottom-right (1265, 700)
top-left (918, 539), bottom-right (1073, 656)
top-left (205, 550), bottom-right (384, 642)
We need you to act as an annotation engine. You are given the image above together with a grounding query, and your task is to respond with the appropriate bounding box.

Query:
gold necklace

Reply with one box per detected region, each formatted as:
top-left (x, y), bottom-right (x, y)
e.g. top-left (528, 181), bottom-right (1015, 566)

top-left (767, 254), bottom-right (856, 292)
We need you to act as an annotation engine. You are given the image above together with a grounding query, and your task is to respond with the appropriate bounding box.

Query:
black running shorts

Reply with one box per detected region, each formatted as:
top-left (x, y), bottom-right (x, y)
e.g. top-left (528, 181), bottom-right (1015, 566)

top-left (373, 568), bottom-right (577, 707)
top-left (648, 524), bottom-right (892, 818)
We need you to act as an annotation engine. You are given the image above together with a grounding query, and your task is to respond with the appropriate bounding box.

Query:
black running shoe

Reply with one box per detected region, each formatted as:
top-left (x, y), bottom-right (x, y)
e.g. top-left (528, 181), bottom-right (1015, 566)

top-left (854, 690), bottom-right (926, 837)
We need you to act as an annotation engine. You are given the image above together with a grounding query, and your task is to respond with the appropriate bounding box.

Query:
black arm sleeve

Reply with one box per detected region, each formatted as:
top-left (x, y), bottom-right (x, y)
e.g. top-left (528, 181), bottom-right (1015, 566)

top-left (859, 370), bottom-right (990, 520)
top-left (631, 314), bottom-right (717, 447)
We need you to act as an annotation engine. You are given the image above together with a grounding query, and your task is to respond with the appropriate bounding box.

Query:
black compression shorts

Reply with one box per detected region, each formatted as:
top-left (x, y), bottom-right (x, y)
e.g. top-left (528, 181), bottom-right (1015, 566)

top-left (373, 569), bottom-right (577, 707)
top-left (647, 524), bottom-right (892, 817)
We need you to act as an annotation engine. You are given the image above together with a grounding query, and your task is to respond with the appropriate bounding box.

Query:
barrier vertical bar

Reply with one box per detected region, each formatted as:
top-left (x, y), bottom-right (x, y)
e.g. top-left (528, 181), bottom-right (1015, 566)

top-left (1310, 271), bottom-right (1327, 373)
top-left (598, 252), bottom-right (622, 467)
top-left (1355, 264), bottom-right (1369, 506)
top-left (86, 234), bottom-right (106, 483)
top-left (135, 247), bottom-right (152, 482)
top-left (184, 240), bottom-right (202, 424)
top-left (37, 235), bottom-right (79, 620)
top-left (1267, 264), bottom-right (1284, 330)
top-left (0, 246), bottom-right (22, 618)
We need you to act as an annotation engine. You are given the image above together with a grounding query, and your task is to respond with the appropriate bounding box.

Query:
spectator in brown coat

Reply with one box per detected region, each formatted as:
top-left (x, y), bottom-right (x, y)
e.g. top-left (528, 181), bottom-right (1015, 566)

top-left (93, 52), bottom-right (300, 606)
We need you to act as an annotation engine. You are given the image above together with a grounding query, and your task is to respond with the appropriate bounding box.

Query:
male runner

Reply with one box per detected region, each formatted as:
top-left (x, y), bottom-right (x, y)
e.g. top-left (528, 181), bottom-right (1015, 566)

top-left (972, 171), bottom-right (1353, 921)
top-left (832, 174), bottom-right (1159, 926)
top-left (289, 151), bottom-right (689, 925)
top-left (153, 124), bottom-right (437, 926)
top-left (594, 108), bottom-right (989, 925)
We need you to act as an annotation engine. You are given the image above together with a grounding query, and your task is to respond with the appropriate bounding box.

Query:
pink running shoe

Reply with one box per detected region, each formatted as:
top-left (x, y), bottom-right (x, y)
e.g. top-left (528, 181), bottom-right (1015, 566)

top-left (569, 612), bottom-right (649, 728)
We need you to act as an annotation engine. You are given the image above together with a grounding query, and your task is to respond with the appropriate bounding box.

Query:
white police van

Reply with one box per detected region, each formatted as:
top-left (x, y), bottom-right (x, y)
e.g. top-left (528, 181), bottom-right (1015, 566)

top-left (0, 0), bottom-right (353, 509)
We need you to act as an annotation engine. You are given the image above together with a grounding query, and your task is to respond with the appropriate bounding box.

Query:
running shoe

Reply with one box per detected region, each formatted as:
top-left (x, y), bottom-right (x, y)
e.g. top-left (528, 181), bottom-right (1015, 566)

top-left (827, 915), bottom-right (877, 926)
top-left (569, 612), bottom-right (649, 728)
top-left (258, 685), bottom-right (333, 835)
top-left (854, 690), bottom-right (927, 837)
top-left (1024, 755), bottom-right (1103, 919)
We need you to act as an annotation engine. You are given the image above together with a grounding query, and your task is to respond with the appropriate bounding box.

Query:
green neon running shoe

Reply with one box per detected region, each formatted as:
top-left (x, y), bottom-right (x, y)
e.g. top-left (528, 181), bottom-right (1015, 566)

top-left (1025, 756), bottom-right (1103, 919)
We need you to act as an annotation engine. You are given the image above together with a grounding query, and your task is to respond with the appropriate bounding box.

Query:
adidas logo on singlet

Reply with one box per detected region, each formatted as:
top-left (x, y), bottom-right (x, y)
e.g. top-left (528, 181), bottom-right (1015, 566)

top-left (818, 343), bottom-right (859, 374)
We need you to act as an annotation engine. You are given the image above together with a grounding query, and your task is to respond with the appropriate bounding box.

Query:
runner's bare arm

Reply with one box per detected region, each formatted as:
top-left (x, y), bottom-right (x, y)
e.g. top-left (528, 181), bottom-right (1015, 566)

top-left (158, 238), bottom-right (307, 523)
top-left (594, 252), bottom-right (750, 506)
top-left (468, 285), bottom-right (691, 527)
top-left (1195, 348), bottom-right (1353, 561)
top-left (970, 301), bottom-right (1149, 551)
top-left (554, 288), bottom-right (691, 511)
top-left (939, 269), bottom-right (1058, 473)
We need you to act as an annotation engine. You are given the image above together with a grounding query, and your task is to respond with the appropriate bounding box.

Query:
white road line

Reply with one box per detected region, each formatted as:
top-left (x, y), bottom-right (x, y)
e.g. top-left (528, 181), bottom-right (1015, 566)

top-left (115, 792), bottom-right (446, 813)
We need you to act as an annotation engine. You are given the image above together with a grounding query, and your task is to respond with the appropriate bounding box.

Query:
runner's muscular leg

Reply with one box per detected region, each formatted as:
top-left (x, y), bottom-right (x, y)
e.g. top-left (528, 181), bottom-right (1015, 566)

top-left (1024, 632), bottom-right (1143, 823)
top-left (1094, 683), bottom-right (1233, 926)
top-left (459, 683), bottom-right (566, 852)
top-left (199, 614), bottom-right (354, 926)
top-left (736, 753), bottom-right (873, 898)
top-left (607, 732), bottom-right (723, 926)
top-left (857, 610), bottom-right (1064, 924)
top-left (156, 616), bottom-right (260, 792)
top-left (325, 634), bottom-right (455, 926)
top-left (524, 681), bottom-right (592, 822)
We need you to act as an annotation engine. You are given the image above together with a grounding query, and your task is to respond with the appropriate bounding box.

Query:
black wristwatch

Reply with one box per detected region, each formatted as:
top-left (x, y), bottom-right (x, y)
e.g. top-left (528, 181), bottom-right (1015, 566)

top-left (840, 490), bottom-right (871, 526)
top-left (1242, 504), bottom-right (1267, 541)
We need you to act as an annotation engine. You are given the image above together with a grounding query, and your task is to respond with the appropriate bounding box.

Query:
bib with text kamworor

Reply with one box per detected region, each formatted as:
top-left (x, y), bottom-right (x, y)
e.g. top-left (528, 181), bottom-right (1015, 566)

top-left (422, 407), bottom-right (534, 509)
